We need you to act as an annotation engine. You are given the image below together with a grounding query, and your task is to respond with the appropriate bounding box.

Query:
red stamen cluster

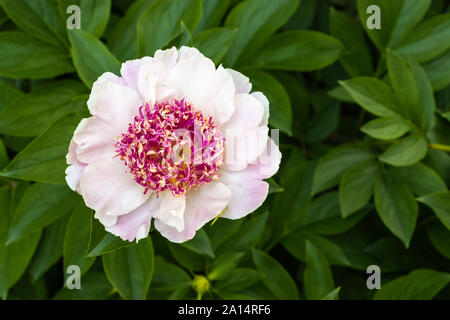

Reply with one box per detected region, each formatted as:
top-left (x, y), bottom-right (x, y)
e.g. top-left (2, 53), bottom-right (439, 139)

top-left (114, 99), bottom-right (225, 196)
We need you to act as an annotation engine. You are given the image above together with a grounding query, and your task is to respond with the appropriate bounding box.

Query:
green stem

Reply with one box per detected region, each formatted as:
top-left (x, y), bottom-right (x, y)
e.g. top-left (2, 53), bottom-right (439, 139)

top-left (429, 143), bottom-right (450, 152)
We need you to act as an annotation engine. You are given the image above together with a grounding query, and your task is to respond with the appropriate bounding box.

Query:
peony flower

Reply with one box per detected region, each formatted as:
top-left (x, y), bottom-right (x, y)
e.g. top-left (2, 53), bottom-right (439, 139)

top-left (65, 46), bottom-right (281, 243)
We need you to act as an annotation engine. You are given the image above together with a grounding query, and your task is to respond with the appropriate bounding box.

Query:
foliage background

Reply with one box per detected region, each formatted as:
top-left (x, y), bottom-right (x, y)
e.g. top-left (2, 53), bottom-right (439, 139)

top-left (0, 0), bottom-right (449, 300)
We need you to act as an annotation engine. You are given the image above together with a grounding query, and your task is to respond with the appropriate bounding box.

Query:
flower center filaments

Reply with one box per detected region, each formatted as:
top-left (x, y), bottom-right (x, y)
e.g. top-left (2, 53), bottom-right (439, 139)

top-left (114, 99), bottom-right (225, 196)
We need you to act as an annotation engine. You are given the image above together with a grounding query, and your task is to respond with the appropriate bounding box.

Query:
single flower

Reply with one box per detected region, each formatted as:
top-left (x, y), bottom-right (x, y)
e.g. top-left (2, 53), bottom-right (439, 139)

top-left (66, 46), bottom-right (281, 243)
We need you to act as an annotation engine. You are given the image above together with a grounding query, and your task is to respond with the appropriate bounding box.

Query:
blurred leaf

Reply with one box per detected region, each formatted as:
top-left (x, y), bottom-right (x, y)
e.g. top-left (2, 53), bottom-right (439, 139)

top-left (29, 215), bottom-right (70, 282)
top-left (424, 49), bottom-right (450, 91)
top-left (193, 28), bottom-right (237, 65)
top-left (108, 0), bottom-right (156, 60)
top-left (339, 160), bottom-right (380, 217)
top-left (182, 229), bottom-right (214, 258)
top-left (267, 178), bottom-right (284, 194)
top-left (168, 242), bottom-right (204, 272)
top-left (374, 269), bottom-right (450, 300)
top-left (0, 0), bottom-right (68, 47)
top-left (418, 191), bottom-right (450, 230)
top-left (53, 271), bottom-right (112, 300)
top-left (195, 0), bottom-right (231, 33)
top-left (330, 8), bottom-right (373, 77)
top-left (252, 249), bottom-right (299, 300)
top-left (215, 268), bottom-right (261, 293)
top-left (0, 80), bottom-right (24, 112)
top-left (137, 0), bottom-right (202, 57)
top-left (390, 163), bottom-right (447, 196)
top-left (241, 68), bottom-right (292, 135)
top-left (312, 144), bottom-right (374, 195)
top-left (379, 134), bottom-right (428, 167)
top-left (0, 111), bottom-right (88, 184)
top-left (68, 29), bottom-right (121, 88)
top-left (208, 252), bottom-right (244, 281)
top-left (0, 185), bottom-right (41, 299)
top-left (340, 77), bottom-right (400, 118)
top-left (224, 0), bottom-right (300, 67)
top-left (361, 118), bottom-right (411, 140)
top-left (427, 222), bottom-right (450, 259)
top-left (0, 139), bottom-right (8, 170)
top-left (57, 0), bottom-right (111, 38)
top-left (321, 287), bottom-right (341, 300)
top-left (374, 172), bottom-right (418, 247)
top-left (0, 81), bottom-right (87, 137)
top-left (151, 257), bottom-right (191, 292)
top-left (206, 218), bottom-right (242, 251)
top-left (63, 205), bottom-right (96, 278)
top-left (304, 240), bottom-right (334, 300)
top-left (0, 31), bottom-right (73, 79)
top-left (103, 237), bottom-right (154, 300)
top-left (7, 183), bottom-right (80, 244)
top-left (249, 30), bottom-right (342, 71)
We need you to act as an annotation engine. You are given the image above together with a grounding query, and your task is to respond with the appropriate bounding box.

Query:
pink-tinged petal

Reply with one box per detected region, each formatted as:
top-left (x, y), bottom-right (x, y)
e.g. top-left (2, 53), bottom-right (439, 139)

top-left (220, 170), bottom-right (269, 220)
top-left (80, 157), bottom-right (149, 216)
top-left (92, 72), bottom-right (124, 89)
top-left (226, 69), bottom-right (252, 94)
top-left (94, 210), bottom-right (117, 227)
top-left (65, 140), bottom-right (87, 193)
top-left (165, 54), bottom-right (235, 125)
top-left (153, 192), bottom-right (186, 232)
top-left (251, 92), bottom-right (270, 126)
top-left (246, 138), bottom-right (282, 179)
top-left (223, 126), bottom-right (269, 171)
top-left (106, 193), bottom-right (161, 242)
top-left (120, 57), bottom-right (152, 94)
top-left (222, 94), bottom-right (265, 130)
top-left (87, 82), bottom-right (142, 134)
top-left (72, 117), bottom-right (116, 164)
top-left (155, 181), bottom-right (231, 243)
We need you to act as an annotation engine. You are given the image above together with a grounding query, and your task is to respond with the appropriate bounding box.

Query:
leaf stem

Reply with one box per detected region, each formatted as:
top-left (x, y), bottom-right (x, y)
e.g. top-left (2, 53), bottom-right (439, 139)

top-left (429, 143), bottom-right (450, 152)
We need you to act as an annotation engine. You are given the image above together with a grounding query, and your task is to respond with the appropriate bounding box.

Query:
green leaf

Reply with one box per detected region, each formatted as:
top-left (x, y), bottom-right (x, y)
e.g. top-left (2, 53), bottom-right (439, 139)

top-left (374, 173), bottom-right (418, 247)
top-left (0, 81), bottom-right (87, 137)
top-left (107, 0), bottom-right (156, 61)
top-left (168, 242), bottom-right (204, 272)
top-left (52, 271), bottom-right (112, 300)
top-left (181, 229), bottom-right (214, 258)
top-left (357, 0), bottom-right (430, 51)
top-left (339, 77), bottom-right (400, 118)
top-left (395, 13), bottom-right (450, 63)
top-left (0, 80), bottom-right (24, 112)
top-left (0, 0), bottom-right (68, 47)
top-left (63, 205), bottom-right (96, 278)
top-left (0, 111), bottom-right (88, 184)
top-left (267, 178), bottom-right (284, 194)
top-left (389, 163), bottom-right (447, 196)
top-left (208, 252), bottom-right (244, 281)
top-left (424, 49), bottom-right (450, 91)
top-left (312, 144), bottom-right (374, 195)
top-left (339, 160), bottom-right (380, 217)
top-left (86, 219), bottom-right (133, 257)
top-left (427, 222), bottom-right (450, 259)
top-left (0, 185), bottom-right (41, 299)
top-left (387, 50), bottom-right (435, 131)
top-left (206, 218), bottom-right (242, 251)
top-left (151, 257), bottom-right (191, 292)
top-left (374, 269), bottom-right (450, 300)
top-left (103, 237), bottom-right (154, 300)
top-left (241, 68), bottom-right (292, 135)
top-left (329, 8), bottom-right (373, 77)
top-left (418, 191), bottom-right (450, 230)
top-left (379, 134), bottom-right (428, 167)
top-left (215, 268), bottom-right (261, 292)
top-left (0, 139), bottom-right (8, 170)
top-left (7, 183), bottom-right (80, 244)
top-left (57, 0), bottom-right (111, 38)
top-left (361, 118), bottom-right (411, 140)
top-left (137, 0), bottom-right (202, 57)
top-left (193, 28), bottom-right (237, 65)
top-left (195, 0), bottom-right (231, 33)
top-left (304, 240), bottom-right (334, 300)
top-left (68, 29), bottom-right (121, 88)
top-left (224, 0), bottom-right (300, 67)
top-left (248, 30), bottom-right (342, 71)
top-left (252, 248), bottom-right (299, 300)
top-left (321, 287), bottom-right (341, 300)
top-left (29, 216), bottom-right (70, 282)
top-left (0, 31), bottom-right (73, 79)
